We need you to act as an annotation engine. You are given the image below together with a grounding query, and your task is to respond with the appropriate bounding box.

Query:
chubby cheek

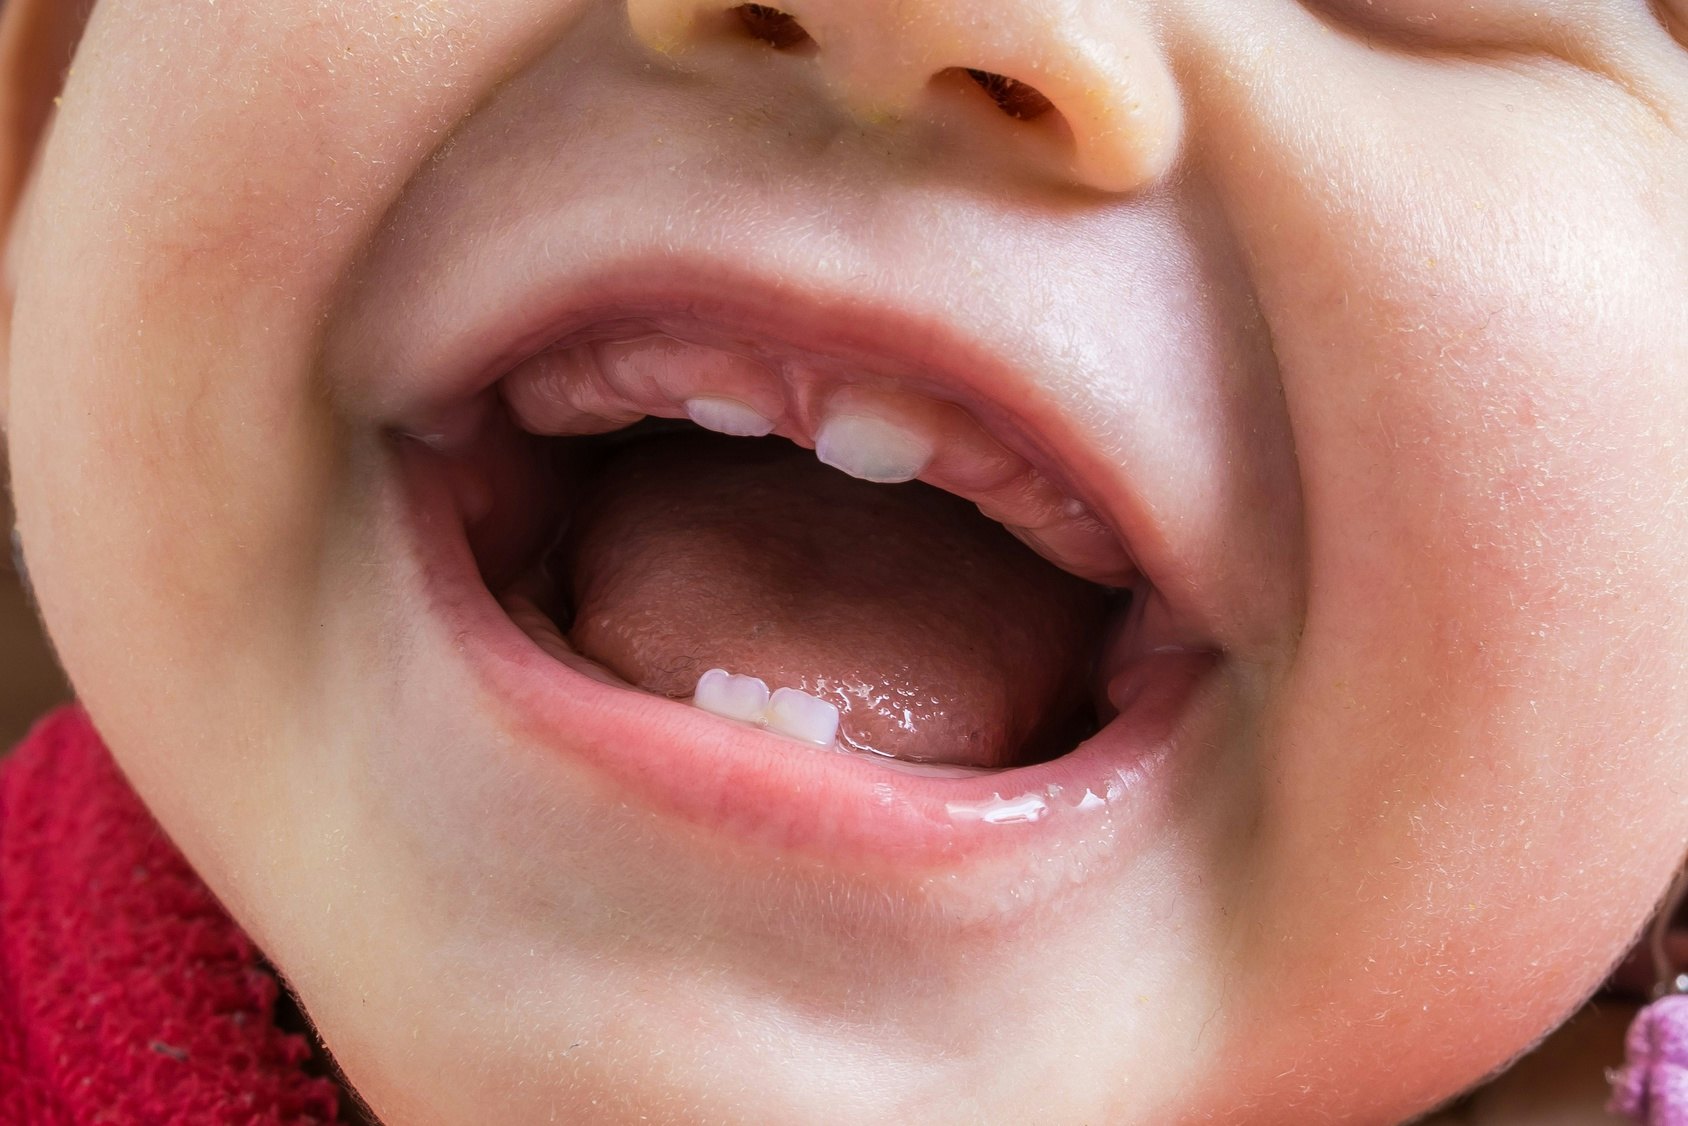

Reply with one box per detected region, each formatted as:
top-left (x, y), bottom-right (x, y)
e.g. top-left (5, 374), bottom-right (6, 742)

top-left (8, 0), bottom-right (589, 886)
top-left (1265, 204), bottom-right (1688, 941)
top-left (1183, 13), bottom-right (1688, 1112)
top-left (1285, 207), bottom-right (1686, 750)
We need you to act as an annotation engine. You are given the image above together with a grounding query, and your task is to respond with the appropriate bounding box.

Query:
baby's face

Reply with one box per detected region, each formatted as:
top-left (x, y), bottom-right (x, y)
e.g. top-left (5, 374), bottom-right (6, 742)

top-left (8, 0), bottom-right (1688, 1119)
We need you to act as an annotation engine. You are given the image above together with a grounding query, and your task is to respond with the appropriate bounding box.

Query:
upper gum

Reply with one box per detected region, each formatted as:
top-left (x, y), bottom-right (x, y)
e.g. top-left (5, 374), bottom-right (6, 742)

top-left (508, 332), bottom-right (997, 457)
top-left (499, 331), bottom-right (1138, 587)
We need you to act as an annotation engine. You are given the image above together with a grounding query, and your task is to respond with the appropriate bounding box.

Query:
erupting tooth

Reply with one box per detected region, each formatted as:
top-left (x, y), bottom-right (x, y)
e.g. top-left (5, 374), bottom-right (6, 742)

top-left (692, 668), bottom-right (772, 724)
top-left (815, 413), bottom-right (934, 484)
top-left (766, 687), bottom-right (841, 746)
top-left (683, 396), bottom-right (778, 438)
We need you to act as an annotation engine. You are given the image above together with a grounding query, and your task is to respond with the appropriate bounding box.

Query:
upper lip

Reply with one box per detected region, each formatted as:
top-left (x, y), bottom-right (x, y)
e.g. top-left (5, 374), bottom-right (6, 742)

top-left (330, 251), bottom-right (1221, 645)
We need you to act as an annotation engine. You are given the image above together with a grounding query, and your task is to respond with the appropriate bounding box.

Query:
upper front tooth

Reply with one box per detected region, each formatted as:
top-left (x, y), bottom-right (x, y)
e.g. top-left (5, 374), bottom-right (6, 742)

top-left (693, 668), bottom-right (772, 723)
top-left (684, 396), bottom-right (778, 438)
top-left (815, 413), bottom-right (935, 484)
top-left (766, 687), bottom-right (840, 746)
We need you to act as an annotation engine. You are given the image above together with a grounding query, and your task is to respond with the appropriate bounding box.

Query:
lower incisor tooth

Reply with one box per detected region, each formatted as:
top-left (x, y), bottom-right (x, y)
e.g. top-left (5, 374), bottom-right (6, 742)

top-left (815, 413), bottom-right (934, 484)
top-left (684, 396), bottom-right (778, 438)
top-left (766, 687), bottom-right (840, 746)
top-left (693, 668), bottom-right (772, 723)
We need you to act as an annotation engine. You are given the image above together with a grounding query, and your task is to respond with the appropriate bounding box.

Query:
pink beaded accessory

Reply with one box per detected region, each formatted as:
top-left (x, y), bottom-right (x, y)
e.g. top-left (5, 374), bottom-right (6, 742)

top-left (1612, 868), bottom-right (1688, 1123)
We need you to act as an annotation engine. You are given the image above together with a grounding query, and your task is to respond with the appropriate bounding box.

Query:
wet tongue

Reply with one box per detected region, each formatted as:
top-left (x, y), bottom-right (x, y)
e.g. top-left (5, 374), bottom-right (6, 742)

top-left (561, 431), bottom-right (1106, 769)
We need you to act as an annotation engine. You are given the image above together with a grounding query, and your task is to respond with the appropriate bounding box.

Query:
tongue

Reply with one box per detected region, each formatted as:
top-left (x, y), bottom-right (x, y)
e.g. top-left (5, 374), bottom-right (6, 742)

top-left (560, 432), bottom-right (1107, 768)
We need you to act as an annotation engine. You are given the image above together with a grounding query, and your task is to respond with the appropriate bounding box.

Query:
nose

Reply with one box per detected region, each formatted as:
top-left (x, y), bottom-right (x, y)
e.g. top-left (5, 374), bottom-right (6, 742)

top-left (626, 0), bottom-right (1184, 194)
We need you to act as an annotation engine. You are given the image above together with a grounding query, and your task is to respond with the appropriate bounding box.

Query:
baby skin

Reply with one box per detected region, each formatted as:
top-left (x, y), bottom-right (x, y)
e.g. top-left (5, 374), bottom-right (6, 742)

top-left (3, 0), bottom-right (1687, 1121)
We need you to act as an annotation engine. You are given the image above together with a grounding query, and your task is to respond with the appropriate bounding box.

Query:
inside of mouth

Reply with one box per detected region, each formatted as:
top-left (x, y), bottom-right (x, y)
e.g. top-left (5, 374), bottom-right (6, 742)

top-left (455, 350), bottom-right (1136, 773)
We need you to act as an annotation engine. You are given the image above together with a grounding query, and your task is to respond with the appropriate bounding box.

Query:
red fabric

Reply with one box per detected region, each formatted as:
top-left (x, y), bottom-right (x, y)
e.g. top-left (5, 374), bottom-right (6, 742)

top-left (0, 706), bottom-right (344, 1125)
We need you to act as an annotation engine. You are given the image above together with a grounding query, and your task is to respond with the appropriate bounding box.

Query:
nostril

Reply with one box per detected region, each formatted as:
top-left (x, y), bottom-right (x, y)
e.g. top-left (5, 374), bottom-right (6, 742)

top-left (957, 68), bottom-right (1055, 122)
top-left (732, 4), bottom-right (814, 50)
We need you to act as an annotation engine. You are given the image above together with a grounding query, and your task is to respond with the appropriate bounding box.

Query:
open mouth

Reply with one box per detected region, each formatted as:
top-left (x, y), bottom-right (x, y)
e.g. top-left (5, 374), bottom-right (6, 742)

top-left (502, 421), bottom-right (1114, 774)
top-left (392, 290), bottom-right (1218, 862)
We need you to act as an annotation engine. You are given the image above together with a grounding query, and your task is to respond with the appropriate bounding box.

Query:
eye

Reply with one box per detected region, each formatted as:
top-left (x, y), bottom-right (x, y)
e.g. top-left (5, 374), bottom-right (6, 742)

top-left (1311, 0), bottom-right (1684, 65)
top-left (1317, 0), bottom-right (1449, 35)
top-left (1303, 0), bottom-right (1567, 48)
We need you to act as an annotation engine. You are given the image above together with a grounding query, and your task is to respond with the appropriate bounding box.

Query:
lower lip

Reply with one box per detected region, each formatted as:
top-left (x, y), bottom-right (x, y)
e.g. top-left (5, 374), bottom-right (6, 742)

top-left (398, 439), bottom-right (1220, 867)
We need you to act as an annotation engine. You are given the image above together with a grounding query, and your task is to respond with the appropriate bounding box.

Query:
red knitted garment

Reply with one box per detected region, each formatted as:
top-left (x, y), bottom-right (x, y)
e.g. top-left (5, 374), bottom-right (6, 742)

top-left (0, 707), bottom-right (345, 1125)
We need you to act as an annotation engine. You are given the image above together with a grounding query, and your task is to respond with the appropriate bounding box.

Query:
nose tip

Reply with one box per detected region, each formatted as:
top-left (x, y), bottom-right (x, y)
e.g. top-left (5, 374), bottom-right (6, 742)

top-left (626, 0), bottom-right (1185, 194)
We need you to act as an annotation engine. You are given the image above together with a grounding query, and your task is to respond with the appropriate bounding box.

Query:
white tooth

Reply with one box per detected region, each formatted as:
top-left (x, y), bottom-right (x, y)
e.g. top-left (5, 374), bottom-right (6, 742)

top-left (766, 687), bottom-right (840, 746)
top-left (683, 396), bottom-right (778, 438)
top-left (692, 668), bottom-right (772, 724)
top-left (814, 414), bottom-right (934, 484)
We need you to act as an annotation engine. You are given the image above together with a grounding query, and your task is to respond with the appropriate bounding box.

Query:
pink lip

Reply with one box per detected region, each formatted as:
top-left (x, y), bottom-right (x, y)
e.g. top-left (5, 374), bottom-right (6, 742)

top-left (399, 434), bottom-right (1220, 866)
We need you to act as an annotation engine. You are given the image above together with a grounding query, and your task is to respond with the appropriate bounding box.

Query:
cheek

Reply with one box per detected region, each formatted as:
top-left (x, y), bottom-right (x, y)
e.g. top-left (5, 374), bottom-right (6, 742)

top-left (5, 0), bottom-right (592, 929)
top-left (1267, 217), bottom-right (1688, 1126)
top-left (1199, 22), bottom-right (1688, 813)
top-left (1303, 0), bottom-right (1563, 45)
top-left (1312, 242), bottom-right (1683, 696)
top-left (1181, 13), bottom-right (1688, 1107)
